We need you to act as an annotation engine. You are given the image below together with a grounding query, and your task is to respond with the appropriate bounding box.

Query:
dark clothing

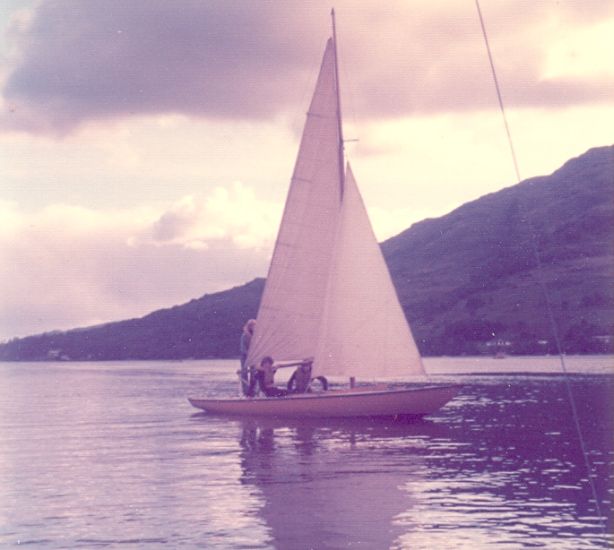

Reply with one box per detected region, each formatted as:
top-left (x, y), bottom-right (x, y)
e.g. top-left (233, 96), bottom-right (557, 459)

top-left (239, 331), bottom-right (252, 357)
top-left (262, 386), bottom-right (288, 397)
top-left (249, 369), bottom-right (287, 398)
top-left (246, 366), bottom-right (258, 397)
top-left (287, 365), bottom-right (311, 393)
top-left (239, 330), bottom-right (253, 395)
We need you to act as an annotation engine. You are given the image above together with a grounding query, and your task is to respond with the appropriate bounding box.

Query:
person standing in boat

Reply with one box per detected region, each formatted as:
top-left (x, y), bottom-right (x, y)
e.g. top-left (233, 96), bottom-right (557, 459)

top-left (239, 319), bottom-right (256, 395)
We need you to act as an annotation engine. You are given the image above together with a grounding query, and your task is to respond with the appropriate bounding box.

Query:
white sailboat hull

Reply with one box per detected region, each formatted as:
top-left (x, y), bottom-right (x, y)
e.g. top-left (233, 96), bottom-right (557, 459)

top-left (188, 384), bottom-right (461, 419)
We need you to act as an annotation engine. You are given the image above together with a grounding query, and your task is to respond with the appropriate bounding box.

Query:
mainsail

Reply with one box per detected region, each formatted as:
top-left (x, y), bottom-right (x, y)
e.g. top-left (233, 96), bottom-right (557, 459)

top-left (246, 39), bottom-right (342, 367)
top-left (247, 35), bottom-right (424, 380)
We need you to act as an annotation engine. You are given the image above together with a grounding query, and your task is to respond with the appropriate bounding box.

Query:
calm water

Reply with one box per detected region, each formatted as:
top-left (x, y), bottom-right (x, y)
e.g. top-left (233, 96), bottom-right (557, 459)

top-left (0, 356), bottom-right (612, 549)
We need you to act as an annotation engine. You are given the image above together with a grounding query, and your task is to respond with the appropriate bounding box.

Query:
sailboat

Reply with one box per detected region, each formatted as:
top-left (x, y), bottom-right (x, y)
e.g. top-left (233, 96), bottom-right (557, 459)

top-left (189, 12), bottom-right (460, 418)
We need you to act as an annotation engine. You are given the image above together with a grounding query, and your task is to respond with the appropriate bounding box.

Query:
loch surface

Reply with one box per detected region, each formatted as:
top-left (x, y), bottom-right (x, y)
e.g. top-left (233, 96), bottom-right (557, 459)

top-left (0, 356), bottom-right (612, 548)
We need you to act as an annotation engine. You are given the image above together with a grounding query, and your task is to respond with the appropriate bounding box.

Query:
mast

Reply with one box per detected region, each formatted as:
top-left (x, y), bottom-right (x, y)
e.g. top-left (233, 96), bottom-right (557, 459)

top-left (331, 8), bottom-right (345, 197)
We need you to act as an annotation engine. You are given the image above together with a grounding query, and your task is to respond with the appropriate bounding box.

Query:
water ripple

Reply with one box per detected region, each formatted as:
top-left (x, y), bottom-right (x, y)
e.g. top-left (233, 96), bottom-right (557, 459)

top-left (0, 359), bottom-right (612, 548)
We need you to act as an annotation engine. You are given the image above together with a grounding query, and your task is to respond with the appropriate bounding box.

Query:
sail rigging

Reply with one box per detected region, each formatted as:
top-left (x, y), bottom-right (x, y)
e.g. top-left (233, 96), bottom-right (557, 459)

top-left (247, 27), bottom-right (424, 380)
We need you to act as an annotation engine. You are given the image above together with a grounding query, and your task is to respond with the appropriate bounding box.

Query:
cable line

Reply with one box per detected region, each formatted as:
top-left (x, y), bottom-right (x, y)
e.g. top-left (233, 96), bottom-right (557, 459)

top-left (474, 0), bottom-right (606, 534)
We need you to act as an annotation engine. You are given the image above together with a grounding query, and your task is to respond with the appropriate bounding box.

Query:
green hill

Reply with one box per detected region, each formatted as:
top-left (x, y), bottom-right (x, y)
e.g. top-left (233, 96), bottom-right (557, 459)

top-left (383, 145), bottom-right (613, 355)
top-left (1, 145), bottom-right (612, 360)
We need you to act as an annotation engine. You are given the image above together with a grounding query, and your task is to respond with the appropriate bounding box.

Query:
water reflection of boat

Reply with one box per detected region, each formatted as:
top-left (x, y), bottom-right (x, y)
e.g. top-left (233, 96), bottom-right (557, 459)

top-left (189, 12), bottom-right (460, 418)
top-left (236, 416), bottom-right (437, 549)
top-left (190, 373), bottom-right (613, 547)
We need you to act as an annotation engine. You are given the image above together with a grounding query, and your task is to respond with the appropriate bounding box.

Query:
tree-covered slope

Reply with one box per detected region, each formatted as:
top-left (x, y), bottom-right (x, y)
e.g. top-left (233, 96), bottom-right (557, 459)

top-left (383, 145), bottom-right (613, 354)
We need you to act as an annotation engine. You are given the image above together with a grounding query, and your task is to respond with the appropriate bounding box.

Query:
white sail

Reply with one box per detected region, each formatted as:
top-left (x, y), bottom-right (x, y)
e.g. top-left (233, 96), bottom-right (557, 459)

top-left (248, 34), bottom-right (424, 381)
top-left (189, 20), bottom-right (461, 417)
top-left (313, 165), bottom-right (424, 380)
top-left (246, 38), bottom-right (342, 368)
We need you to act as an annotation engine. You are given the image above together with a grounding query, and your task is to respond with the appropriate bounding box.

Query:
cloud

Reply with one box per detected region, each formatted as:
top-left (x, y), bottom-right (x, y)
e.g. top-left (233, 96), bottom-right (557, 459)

top-left (1, 0), bottom-right (322, 135)
top-left (2, 0), bottom-right (613, 135)
top-left (149, 183), bottom-right (281, 248)
top-left (0, 189), bottom-right (278, 340)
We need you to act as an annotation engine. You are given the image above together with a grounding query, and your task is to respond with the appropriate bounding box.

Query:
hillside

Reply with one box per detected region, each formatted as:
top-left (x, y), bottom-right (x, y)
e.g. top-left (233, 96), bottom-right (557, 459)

top-left (383, 145), bottom-right (613, 354)
top-left (1, 145), bottom-right (612, 360)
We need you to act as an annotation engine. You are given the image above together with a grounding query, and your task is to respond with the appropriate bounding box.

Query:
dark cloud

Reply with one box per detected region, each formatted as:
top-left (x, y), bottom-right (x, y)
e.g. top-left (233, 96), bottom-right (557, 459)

top-left (1, 0), bottom-right (612, 135)
top-left (2, 0), bottom-right (325, 134)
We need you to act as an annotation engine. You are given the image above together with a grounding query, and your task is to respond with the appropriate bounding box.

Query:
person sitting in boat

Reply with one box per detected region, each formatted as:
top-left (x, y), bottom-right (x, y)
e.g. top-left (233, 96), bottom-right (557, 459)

top-left (287, 360), bottom-right (329, 394)
top-left (253, 356), bottom-right (288, 398)
top-left (287, 362), bottom-right (312, 393)
top-left (239, 319), bottom-right (256, 395)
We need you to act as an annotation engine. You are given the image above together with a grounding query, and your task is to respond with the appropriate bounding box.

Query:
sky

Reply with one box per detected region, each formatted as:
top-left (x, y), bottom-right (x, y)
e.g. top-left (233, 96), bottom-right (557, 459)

top-left (1, 0), bottom-right (613, 341)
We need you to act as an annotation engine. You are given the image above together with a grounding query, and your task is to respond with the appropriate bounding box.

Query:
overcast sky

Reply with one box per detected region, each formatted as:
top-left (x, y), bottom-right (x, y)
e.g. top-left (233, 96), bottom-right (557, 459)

top-left (1, 0), bottom-right (613, 340)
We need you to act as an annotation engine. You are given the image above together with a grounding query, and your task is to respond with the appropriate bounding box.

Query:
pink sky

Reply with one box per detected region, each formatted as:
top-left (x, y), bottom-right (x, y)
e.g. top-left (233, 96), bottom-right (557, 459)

top-left (1, 0), bottom-right (613, 340)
